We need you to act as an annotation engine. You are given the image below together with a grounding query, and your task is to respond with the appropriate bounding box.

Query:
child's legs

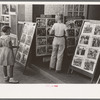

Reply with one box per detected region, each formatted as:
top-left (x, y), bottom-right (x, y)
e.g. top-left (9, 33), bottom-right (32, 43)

top-left (9, 65), bottom-right (14, 78)
top-left (3, 66), bottom-right (7, 77)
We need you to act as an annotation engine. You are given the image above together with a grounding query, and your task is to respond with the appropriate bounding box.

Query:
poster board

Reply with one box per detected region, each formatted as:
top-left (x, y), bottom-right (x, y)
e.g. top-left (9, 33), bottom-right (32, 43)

top-left (15, 22), bottom-right (36, 66)
top-left (70, 20), bottom-right (100, 81)
top-left (64, 16), bottom-right (83, 56)
top-left (36, 17), bottom-right (55, 56)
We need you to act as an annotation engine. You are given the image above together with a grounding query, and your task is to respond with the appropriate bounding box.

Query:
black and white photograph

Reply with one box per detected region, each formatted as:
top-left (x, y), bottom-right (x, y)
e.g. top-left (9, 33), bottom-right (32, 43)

top-left (67, 37), bottom-right (76, 46)
top-left (37, 28), bottom-right (46, 36)
top-left (72, 56), bottom-right (83, 67)
top-left (0, 2), bottom-right (100, 99)
top-left (47, 37), bottom-right (54, 45)
top-left (87, 48), bottom-right (99, 60)
top-left (83, 23), bottom-right (93, 33)
top-left (84, 59), bottom-right (95, 72)
top-left (37, 37), bottom-right (47, 45)
top-left (47, 18), bottom-right (55, 27)
top-left (79, 35), bottom-right (89, 45)
top-left (25, 35), bottom-right (32, 45)
top-left (92, 37), bottom-right (100, 47)
top-left (67, 29), bottom-right (75, 36)
top-left (20, 34), bottom-right (26, 43)
top-left (94, 25), bottom-right (100, 35)
top-left (36, 46), bottom-right (46, 55)
top-left (76, 45), bottom-right (86, 56)
top-left (36, 18), bottom-right (46, 27)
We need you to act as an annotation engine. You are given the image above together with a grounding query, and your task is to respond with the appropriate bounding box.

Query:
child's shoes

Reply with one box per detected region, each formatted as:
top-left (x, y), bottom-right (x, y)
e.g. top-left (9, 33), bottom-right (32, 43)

top-left (9, 78), bottom-right (19, 83)
top-left (4, 76), bottom-right (9, 82)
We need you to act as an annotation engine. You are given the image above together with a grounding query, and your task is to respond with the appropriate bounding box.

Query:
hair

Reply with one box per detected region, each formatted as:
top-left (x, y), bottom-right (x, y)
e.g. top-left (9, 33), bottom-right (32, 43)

top-left (1, 25), bottom-right (11, 33)
top-left (55, 13), bottom-right (63, 22)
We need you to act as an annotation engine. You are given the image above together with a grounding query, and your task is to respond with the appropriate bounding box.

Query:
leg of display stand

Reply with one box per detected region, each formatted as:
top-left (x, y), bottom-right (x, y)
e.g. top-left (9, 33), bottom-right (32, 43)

top-left (96, 75), bottom-right (100, 84)
top-left (23, 65), bottom-right (27, 74)
top-left (91, 76), bottom-right (94, 83)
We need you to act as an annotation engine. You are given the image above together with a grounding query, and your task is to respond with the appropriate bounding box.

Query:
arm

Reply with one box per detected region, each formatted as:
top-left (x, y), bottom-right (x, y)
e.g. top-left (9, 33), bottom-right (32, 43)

top-left (49, 24), bottom-right (55, 35)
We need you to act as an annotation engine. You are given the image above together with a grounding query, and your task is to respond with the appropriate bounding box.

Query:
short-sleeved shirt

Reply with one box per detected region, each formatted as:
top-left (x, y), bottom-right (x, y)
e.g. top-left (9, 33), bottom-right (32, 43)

top-left (51, 23), bottom-right (67, 45)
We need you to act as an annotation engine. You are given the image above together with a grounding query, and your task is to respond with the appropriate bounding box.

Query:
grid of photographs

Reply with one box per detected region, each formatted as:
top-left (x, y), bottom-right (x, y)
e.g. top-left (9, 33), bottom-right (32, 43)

top-left (72, 20), bottom-right (100, 74)
top-left (36, 18), bottom-right (55, 56)
top-left (65, 17), bottom-right (83, 56)
top-left (16, 23), bottom-right (36, 66)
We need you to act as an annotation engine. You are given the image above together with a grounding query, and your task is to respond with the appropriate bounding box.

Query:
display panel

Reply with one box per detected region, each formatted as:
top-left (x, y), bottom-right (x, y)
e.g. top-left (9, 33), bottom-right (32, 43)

top-left (16, 23), bottom-right (36, 66)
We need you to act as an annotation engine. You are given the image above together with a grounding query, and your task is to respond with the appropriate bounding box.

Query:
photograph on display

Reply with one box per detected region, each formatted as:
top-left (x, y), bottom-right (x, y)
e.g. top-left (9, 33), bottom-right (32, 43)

top-left (23, 45), bottom-right (30, 55)
top-left (47, 27), bottom-right (54, 36)
top-left (92, 37), bottom-right (100, 47)
top-left (67, 29), bottom-right (75, 37)
top-left (79, 35), bottom-right (89, 45)
top-left (37, 28), bottom-right (46, 36)
top-left (94, 25), bottom-right (100, 35)
top-left (76, 45), bottom-right (86, 56)
top-left (83, 23), bottom-right (93, 33)
top-left (36, 18), bottom-right (46, 27)
top-left (67, 46), bottom-right (76, 55)
top-left (25, 35), bottom-right (32, 45)
top-left (66, 19), bottom-right (75, 28)
top-left (20, 34), bottom-right (26, 43)
top-left (22, 24), bottom-right (28, 34)
top-left (37, 46), bottom-right (46, 55)
top-left (47, 46), bottom-right (52, 54)
top-left (47, 19), bottom-right (55, 27)
top-left (67, 38), bottom-right (76, 46)
top-left (84, 59), bottom-right (95, 72)
top-left (75, 20), bottom-right (83, 27)
top-left (47, 37), bottom-right (54, 45)
top-left (75, 28), bottom-right (80, 36)
top-left (27, 26), bottom-right (35, 36)
top-left (16, 51), bottom-right (22, 62)
top-left (2, 4), bottom-right (9, 14)
top-left (20, 54), bottom-right (27, 65)
top-left (87, 48), bottom-right (98, 60)
top-left (37, 37), bottom-right (46, 45)
top-left (10, 4), bottom-right (16, 13)
top-left (72, 56), bottom-right (83, 67)
top-left (18, 43), bottom-right (24, 53)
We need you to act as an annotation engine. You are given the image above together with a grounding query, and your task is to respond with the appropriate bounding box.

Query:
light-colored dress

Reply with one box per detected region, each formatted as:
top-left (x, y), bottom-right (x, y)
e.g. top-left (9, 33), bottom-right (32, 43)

top-left (0, 35), bottom-right (14, 66)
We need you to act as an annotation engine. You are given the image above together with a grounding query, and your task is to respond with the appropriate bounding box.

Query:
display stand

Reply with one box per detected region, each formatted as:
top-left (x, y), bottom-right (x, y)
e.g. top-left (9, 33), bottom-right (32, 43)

top-left (15, 22), bottom-right (36, 73)
top-left (68, 20), bottom-right (100, 83)
top-left (64, 16), bottom-right (83, 56)
top-left (36, 17), bottom-right (55, 56)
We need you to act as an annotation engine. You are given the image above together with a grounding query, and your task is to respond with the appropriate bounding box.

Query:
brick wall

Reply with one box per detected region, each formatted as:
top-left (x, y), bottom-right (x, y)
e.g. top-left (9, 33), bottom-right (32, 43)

top-left (44, 5), bottom-right (64, 15)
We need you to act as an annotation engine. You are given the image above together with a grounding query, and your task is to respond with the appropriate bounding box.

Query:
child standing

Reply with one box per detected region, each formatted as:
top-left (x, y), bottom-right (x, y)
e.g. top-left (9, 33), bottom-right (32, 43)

top-left (49, 14), bottom-right (68, 73)
top-left (0, 25), bottom-right (19, 83)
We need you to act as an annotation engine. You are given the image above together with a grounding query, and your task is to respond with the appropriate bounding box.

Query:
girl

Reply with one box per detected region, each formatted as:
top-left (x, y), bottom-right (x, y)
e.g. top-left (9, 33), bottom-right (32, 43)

top-left (49, 14), bottom-right (68, 73)
top-left (0, 25), bottom-right (19, 83)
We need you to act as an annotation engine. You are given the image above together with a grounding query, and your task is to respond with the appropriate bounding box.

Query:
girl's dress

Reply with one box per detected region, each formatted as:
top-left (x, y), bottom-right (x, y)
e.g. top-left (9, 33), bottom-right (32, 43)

top-left (0, 35), bottom-right (14, 66)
